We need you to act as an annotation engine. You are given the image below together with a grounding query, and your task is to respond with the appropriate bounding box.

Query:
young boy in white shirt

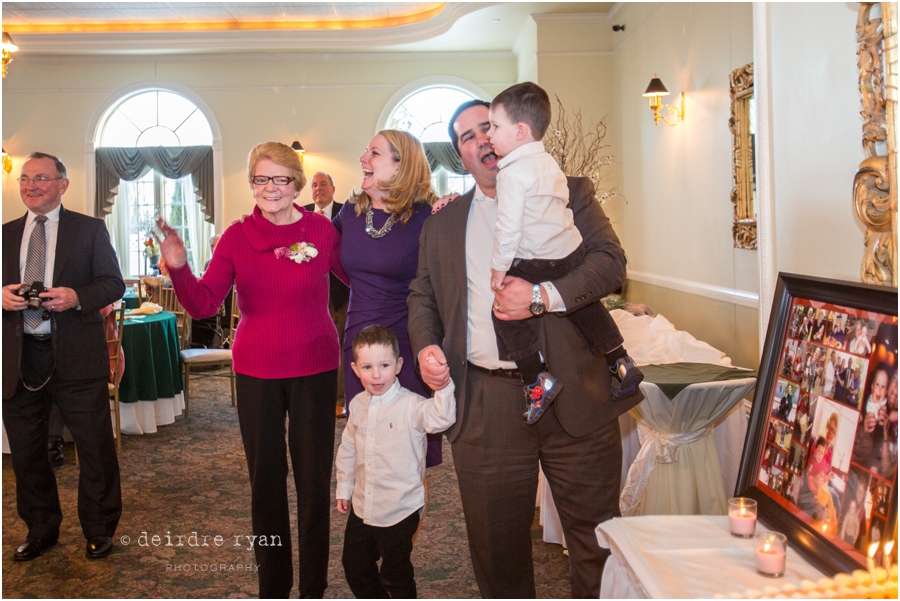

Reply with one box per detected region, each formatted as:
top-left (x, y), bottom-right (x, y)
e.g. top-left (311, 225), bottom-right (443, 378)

top-left (335, 325), bottom-right (456, 599)
top-left (487, 81), bottom-right (642, 424)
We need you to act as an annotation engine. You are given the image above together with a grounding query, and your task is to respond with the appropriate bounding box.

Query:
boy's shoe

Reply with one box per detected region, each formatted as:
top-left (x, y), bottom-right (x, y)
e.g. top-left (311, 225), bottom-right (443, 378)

top-left (610, 355), bottom-right (644, 401)
top-left (523, 372), bottom-right (563, 425)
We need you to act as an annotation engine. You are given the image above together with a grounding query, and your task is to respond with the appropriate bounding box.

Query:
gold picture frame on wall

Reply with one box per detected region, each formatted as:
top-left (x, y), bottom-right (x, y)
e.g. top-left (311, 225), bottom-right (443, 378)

top-left (854, 2), bottom-right (897, 287)
top-left (729, 62), bottom-right (756, 250)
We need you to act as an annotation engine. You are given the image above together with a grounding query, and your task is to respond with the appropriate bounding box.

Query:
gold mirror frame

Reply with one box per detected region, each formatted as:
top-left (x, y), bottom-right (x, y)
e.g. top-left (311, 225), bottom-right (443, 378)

top-left (854, 2), bottom-right (897, 287)
top-left (729, 62), bottom-right (756, 250)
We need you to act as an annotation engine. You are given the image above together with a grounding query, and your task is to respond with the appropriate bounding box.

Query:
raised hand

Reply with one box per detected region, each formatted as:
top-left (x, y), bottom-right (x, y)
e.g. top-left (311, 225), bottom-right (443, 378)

top-left (155, 218), bottom-right (188, 269)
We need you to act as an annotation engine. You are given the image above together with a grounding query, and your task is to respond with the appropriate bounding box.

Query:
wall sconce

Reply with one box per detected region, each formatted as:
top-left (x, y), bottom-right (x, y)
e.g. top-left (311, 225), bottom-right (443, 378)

top-left (291, 140), bottom-right (305, 162)
top-left (2, 148), bottom-right (11, 175)
top-left (2, 31), bottom-right (18, 79)
top-left (642, 74), bottom-right (685, 126)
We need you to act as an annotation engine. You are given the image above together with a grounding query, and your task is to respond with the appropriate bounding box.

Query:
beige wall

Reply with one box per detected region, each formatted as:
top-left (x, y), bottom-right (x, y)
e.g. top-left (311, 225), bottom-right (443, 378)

top-left (2, 53), bottom-right (515, 225)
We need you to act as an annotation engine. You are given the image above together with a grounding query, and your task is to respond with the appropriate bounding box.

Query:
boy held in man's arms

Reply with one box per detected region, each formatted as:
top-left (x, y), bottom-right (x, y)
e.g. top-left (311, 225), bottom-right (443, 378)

top-left (487, 81), bottom-right (642, 424)
top-left (335, 325), bottom-right (456, 599)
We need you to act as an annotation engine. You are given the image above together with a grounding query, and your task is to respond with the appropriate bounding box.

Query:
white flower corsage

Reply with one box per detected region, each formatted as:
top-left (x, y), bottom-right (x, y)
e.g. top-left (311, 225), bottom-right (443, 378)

top-left (274, 242), bottom-right (319, 264)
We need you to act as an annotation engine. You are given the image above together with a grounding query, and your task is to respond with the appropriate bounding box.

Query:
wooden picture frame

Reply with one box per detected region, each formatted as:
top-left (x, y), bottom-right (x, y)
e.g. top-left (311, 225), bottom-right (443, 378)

top-left (736, 273), bottom-right (897, 575)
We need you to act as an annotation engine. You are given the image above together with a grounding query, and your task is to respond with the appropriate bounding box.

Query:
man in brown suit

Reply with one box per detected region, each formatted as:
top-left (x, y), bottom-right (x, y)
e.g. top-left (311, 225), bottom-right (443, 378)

top-left (408, 100), bottom-right (642, 597)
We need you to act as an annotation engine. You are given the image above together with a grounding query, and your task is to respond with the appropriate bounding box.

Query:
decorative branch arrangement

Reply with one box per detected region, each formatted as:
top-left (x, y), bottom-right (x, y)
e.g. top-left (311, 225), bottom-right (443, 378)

top-left (544, 96), bottom-right (622, 204)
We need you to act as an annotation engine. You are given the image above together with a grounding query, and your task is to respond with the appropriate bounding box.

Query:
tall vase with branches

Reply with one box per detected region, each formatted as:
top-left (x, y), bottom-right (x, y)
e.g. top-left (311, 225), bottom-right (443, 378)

top-left (544, 95), bottom-right (622, 204)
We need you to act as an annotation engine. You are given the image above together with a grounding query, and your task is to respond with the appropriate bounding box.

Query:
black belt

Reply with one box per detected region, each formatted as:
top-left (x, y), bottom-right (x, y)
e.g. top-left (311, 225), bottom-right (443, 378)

top-left (26, 333), bottom-right (52, 341)
top-left (467, 361), bottom-right (522, 381)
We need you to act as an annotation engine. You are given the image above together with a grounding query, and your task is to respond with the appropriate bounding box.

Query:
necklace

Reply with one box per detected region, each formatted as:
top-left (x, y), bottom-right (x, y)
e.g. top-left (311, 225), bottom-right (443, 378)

top-left (365, 207), bottom-right (394, 239)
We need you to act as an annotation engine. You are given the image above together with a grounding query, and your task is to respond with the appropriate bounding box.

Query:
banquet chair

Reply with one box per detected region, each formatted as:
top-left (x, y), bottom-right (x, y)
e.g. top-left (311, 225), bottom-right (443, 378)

top-left (76, 305), bottom-right (126, 464)
top-left (108, 306), bottom-right (126, 454)
top-left (157, 287), bottom-right (191, 350)
top-left (179, 288), bottom-right (239, 419)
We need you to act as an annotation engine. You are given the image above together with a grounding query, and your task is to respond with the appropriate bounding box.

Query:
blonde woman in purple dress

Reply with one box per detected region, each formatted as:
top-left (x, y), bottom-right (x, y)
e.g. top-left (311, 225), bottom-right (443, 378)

top-left (332, 129), bottom-right (444, 466)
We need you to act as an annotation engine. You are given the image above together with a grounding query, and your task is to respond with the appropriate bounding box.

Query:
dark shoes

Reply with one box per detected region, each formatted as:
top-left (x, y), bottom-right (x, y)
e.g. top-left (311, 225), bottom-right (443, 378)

top-left (86, 536), bottom-right (113, 559)
top-left (610, 355), bottom-right (644, 401)
top-left (48, 435), bottom-right (64, 468)
top-left (13, 536), bottom-right (113, 561)
top-left (14, 537), bottom-right (58, 562)
top-left (523, 372), bottom-right (563, 425)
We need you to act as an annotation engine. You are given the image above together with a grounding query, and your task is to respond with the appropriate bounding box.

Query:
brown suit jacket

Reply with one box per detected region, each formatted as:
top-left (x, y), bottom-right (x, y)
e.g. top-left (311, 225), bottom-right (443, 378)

top-left (2, 206), bottom-right (125, 398)
top-left (408, 177), bottom-right (642, 441)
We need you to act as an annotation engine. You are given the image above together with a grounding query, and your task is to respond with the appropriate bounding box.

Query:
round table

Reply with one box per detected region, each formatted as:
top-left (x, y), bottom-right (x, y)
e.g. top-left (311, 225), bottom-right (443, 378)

top-left (118, 311), bottom-right (185, 434)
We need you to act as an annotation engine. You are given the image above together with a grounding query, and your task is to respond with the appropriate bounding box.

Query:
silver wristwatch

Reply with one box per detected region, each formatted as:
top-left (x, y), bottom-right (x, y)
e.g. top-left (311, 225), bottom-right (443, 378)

top-left (529, 284), bottom-right (546, 316)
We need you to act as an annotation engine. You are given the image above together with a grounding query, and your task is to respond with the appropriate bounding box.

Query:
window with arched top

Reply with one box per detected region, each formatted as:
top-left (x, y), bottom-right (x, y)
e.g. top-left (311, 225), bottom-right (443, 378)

top-left (384, 85), bottom-right (477, 196)
top-left (98, 90), bottom-right (214, 278)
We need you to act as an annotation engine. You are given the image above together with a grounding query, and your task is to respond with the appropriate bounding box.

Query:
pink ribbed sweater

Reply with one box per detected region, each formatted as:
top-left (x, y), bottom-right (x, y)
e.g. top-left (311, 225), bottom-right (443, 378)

top-left (169, 204), bottom-right (347, 379)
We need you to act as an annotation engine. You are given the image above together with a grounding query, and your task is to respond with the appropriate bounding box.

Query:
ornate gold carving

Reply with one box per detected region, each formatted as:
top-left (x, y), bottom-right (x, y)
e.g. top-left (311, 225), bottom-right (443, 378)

top-left (729, 62), bottom-right (756, 250)
top-left (854, 2), bottom-right (897, 287)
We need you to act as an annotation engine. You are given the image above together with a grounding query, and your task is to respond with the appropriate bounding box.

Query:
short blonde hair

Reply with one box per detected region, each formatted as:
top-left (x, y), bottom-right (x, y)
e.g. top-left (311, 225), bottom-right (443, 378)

top-left (350, 129), bottom-right (437, 225)
top-left (247, 142), bottom-right (307, 193)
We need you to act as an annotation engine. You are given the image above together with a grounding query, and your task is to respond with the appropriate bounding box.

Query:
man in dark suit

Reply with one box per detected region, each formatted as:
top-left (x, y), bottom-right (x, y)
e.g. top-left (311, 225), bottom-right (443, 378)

top-left (2, 152), bottom-right (124, 561)
top-left (408, 101), bottom-right (642, 598)
top-left (304, 171), bottom-right (350, 411)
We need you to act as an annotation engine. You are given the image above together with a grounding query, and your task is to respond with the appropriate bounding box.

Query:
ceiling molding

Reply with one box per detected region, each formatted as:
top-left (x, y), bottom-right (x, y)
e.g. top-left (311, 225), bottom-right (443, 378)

top-left (531, 12), bottom-right (613, 24)
top-left (7, 2), bottom-right (498, 55)
top-left (10, 49), bottom-right (516, 66)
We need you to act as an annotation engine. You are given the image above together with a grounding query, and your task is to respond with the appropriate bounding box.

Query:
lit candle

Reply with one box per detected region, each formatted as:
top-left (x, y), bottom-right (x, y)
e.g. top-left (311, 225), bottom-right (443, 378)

top-left (756, 531), bottom-right (788, 577)
top-left (884, 540), bottom-right (894, 576)
top-left (868, 542), bottom-right (878, 584)
top-left (728, 497), bottom-right (757, 537)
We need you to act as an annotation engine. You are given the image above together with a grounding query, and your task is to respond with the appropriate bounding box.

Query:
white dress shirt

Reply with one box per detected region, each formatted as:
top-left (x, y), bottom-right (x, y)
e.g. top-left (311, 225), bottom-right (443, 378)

top-left (335, 379), bottom-right (456, 527)
top-left (313, 201), bottom-right (336, 219)
top-left (19, 205), bottom-right (61, 335)
top-left (492, 141), bottom-right (581, 272)
top-left (466, 185), bottom-right (567, 370)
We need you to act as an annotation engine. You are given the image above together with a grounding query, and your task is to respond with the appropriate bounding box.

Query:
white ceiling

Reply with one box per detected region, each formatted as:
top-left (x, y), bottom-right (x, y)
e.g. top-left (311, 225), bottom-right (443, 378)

top-left (1, 2), bottom-right (621, 55)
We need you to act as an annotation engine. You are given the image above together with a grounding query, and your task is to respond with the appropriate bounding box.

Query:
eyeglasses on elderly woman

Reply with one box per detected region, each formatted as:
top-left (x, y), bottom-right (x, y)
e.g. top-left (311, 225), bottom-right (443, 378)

top-left (250, 175), bottom-right (296, 186)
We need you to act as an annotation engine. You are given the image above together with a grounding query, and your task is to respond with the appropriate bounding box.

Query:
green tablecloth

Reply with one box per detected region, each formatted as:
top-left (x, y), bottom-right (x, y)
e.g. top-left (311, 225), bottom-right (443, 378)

top-left (119, 311), bottom-right (183, 404)
top-left (641, 362), bottom-right (757, 399)
top-left (123, 293), bottom-right (141, 309)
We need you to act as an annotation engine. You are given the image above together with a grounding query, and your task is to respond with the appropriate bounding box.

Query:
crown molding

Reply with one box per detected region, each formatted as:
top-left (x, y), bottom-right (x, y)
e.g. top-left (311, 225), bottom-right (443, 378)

top-left (531, 12), bottom-right (612, 25)
top-left (9, 2), bottom-right (497, 56)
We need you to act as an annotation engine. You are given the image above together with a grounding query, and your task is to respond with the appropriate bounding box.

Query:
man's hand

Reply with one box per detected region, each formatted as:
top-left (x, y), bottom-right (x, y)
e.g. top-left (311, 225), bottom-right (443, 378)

top-left (336, 499), bottom-right (350, 514)
top-left (863, 412), bottom-right (877, 434)
top-left (39, 286), bottom-right (80, 312)
top-left (493, 276), bottom-right (546, 321)
top-left (2, 283), bottom-right (27, 311)
top-left (419, 345), bottom-right (450, 391)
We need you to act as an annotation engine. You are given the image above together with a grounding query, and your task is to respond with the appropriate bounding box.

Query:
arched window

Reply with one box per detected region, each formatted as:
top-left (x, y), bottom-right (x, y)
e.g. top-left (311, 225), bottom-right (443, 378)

top-left (99, 90), bottom-right (214, 277)
top-left (384, 85), bottom-right (478, 196)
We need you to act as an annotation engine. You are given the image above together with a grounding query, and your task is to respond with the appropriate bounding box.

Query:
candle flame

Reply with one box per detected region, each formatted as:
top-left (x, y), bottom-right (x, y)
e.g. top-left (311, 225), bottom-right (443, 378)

top-left (885, 540), bottom-right (895, 556)
top-left (764, 542), bottom-right (771, 553)
top-left (869, 542), bottom-right (879, 558)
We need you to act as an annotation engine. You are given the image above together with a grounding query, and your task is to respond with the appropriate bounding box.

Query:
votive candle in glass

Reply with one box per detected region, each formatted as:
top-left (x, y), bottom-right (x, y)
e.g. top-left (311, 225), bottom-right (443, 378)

top-left (756, 531), bottom-right (787, 577)
top-left (728, 497), bottom-right (758, 537)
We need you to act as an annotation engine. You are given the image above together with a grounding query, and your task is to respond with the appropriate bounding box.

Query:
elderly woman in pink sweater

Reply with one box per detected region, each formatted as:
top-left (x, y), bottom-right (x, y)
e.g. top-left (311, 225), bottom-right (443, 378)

top-left (157, 141), bottom-right (347, 599)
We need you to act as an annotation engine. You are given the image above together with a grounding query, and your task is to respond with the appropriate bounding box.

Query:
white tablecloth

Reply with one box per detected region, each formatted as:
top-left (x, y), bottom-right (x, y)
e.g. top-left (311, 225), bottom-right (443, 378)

top-left (539, 310), bottom-right (755, 544)
top-left (596, 515), bottom-right (827, 598)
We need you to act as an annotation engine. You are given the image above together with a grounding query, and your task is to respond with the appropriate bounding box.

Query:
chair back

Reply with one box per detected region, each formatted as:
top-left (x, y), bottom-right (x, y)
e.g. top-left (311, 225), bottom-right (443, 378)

top-left (224, 287), bottom-right (240, 348)
top-left (158, 287), bottom-right (191, 349)
top-left (107, 306), bottom-right (126, 386)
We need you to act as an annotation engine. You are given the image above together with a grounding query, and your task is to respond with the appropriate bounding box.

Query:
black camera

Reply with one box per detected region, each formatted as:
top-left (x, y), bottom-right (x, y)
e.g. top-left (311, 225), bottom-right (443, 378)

top-left (17, 281), bottom-right (46, 310)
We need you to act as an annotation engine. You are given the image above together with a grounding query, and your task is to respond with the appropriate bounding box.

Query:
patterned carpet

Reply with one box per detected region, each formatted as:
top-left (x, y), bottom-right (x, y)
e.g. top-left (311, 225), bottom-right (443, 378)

top-left (2, 376), bottom-right (571, 598)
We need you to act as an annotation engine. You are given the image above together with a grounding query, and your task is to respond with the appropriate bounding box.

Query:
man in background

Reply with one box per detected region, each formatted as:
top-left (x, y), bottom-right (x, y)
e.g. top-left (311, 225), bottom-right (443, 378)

top-left (304, 171), bottom-right (350, 415)
top-left (2, 152), bottom-right (124, 561)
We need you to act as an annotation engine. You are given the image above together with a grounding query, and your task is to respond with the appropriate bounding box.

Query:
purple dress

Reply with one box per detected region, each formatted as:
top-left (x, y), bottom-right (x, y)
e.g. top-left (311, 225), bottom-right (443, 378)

top-left (333, 201), bottom-right (442, 467)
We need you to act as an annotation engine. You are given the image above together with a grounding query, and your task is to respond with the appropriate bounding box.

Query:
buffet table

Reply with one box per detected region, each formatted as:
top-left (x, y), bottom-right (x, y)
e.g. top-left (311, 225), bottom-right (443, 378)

top-left (596, 515), bottom-right (826, 598)
top-left (118, 311), bottom-right (184, 434)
